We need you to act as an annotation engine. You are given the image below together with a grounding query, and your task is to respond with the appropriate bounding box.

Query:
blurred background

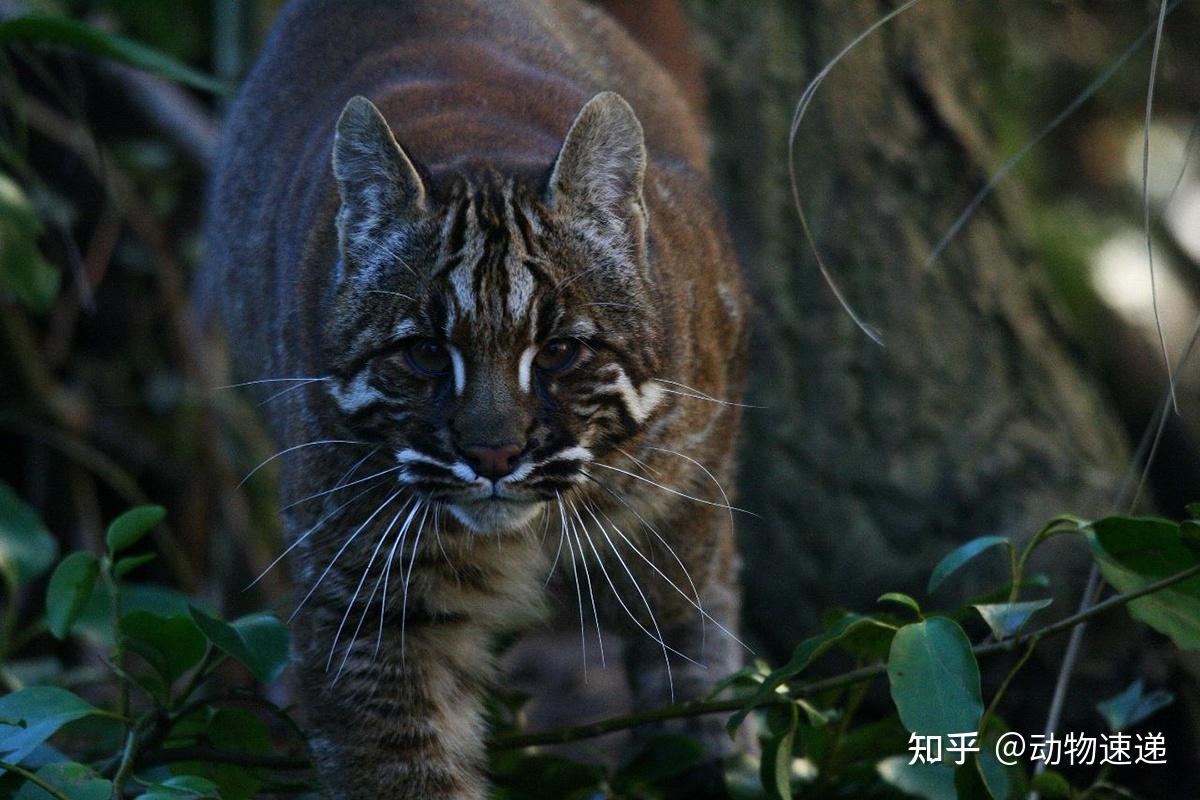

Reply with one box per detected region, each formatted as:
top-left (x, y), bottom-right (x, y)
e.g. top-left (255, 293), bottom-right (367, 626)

top-left (1, 0), bottom-right (1198, 795)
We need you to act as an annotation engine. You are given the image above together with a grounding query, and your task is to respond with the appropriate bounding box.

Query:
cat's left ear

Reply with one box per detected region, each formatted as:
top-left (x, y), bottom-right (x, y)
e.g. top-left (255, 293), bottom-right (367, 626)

top-left (332, 96), bottom-right (428, 268)
top-left (547, 92), bottom-right (647, 244)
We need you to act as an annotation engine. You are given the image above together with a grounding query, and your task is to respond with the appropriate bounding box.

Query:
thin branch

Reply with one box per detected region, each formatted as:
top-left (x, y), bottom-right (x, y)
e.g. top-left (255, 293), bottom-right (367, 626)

top-left (135, 746), bottom-right (311, 772)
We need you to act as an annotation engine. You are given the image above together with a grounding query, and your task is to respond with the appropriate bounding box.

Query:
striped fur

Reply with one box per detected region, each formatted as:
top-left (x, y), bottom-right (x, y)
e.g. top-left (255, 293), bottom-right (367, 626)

top-left (201, 1), bottom-right (748, 797)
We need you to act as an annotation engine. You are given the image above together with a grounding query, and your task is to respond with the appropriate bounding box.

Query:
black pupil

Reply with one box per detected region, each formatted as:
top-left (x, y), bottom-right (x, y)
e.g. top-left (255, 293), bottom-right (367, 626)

top-left (538, 340), bottom-right (576, 371)
top-left (410, 340), bottom-right (449, 374)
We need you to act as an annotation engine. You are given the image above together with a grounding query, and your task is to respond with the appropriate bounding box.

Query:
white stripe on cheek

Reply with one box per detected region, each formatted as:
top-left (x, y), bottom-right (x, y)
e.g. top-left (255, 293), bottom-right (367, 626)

top-left (517, 345), bottom-right (538, 393)
top-left (449, 345), bottom-right (465, 396)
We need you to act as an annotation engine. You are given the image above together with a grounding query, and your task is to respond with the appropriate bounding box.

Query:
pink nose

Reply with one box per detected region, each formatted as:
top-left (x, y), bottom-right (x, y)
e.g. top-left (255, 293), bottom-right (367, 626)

top-left (464, 444), bottom-right (523, 481)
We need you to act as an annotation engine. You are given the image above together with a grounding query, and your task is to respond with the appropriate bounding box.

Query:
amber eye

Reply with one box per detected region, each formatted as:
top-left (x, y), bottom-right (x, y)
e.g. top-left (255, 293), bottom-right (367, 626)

top-left (405, 339), bottom-right (451, 377)
top-left (535, 338), bottom-right (579, 373)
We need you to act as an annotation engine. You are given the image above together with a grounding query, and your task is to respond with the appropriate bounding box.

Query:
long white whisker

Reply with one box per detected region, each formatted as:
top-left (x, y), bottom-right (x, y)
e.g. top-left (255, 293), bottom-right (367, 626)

top-left (214, 376), bottom-right (329, 390)
top-left (589, 462), bottom-right (756, 516)
top-left (245, 481), bottom-right (381, 590)
top-left (378, 500), bottom-right (426, 659)
top-left (585, 496), bottom-right (751, 655)
top-left (290, 487), bottom-right (405, 622)
top-left (239, 439), bottom-right (365, 488)
top-left (646, 445), bottom-right (736, 539)
top-left (546, 492), bottom-right (568, 586)
top-left (280, 465), bottom-right (404, 512)
top-left (326, 496), bottom-right (414, 672)
top-left (400, 503), bottom-right (432, 661)
top-left (653, 379), bottom-right (764, 409)
top-left (569, 505), bottom-right (605, 669)
top-left (572, 501), bottom-right (699, 699)
top-left (562, 509), bottom-right (588, 680)
top-left (581, 473), bottom-right (704, 638)
top-left (258, 378), bottom-right (328, 406)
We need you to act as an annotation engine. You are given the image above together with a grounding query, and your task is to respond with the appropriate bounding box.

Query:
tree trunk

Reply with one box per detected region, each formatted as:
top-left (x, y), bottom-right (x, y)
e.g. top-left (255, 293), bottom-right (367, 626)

top-left (685, 0), bottom-right (1130, 653)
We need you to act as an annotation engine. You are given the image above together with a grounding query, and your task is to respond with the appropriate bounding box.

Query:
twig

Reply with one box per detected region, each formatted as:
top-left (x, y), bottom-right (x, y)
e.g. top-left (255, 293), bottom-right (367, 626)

top-left (135, 746), bottom-right (311, 772)
top-left (491, 561), bottom-right (1200, 750)
top-left (0, 761), bottom-right (73, 800)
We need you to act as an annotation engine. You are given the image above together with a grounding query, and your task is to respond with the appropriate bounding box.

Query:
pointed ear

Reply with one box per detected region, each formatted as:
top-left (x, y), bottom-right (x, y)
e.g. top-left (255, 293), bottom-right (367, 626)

top-left (547, 92), bottom-right (647, 232)
top-left (332, 96), bottom-right (427, 266)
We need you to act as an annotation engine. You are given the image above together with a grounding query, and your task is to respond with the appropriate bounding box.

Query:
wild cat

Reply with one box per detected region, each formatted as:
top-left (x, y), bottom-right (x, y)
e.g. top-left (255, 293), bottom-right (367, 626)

top-left (200, 0), bottom-right (748, 796)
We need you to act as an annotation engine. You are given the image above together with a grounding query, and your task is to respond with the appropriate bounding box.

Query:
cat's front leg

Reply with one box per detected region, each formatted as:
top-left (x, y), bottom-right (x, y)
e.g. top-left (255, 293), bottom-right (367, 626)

top-left (293, 605), bottom-right (491, 800)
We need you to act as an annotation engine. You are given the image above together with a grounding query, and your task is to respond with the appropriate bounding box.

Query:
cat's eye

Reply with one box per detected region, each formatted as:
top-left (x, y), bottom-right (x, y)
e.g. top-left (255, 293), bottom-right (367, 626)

top-left (535, 339), bottom-right (579, 373)
top-left (405, 338), bottom-right (451, 377)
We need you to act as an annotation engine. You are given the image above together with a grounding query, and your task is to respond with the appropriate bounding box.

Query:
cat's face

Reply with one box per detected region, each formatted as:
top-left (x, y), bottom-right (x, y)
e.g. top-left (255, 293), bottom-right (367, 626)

top-left (321, 94), bottom-right (664, 533)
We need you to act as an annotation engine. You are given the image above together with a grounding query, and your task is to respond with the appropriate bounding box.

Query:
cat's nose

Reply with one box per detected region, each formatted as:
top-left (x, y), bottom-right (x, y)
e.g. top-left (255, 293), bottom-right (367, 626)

top-left (463, 444), bottom-right (524, 481)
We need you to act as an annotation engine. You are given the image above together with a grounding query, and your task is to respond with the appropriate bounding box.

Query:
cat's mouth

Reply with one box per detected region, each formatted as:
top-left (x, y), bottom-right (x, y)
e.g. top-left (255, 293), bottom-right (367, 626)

top-left (448, 496), bottom-right (543, 533)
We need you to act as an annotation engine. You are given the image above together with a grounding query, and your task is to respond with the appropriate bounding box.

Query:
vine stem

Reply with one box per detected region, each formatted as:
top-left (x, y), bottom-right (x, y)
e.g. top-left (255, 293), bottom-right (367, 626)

top-left (490, 561), bottom-right (1200, 750)
top-left (0, 761), bottom-right (73, 800)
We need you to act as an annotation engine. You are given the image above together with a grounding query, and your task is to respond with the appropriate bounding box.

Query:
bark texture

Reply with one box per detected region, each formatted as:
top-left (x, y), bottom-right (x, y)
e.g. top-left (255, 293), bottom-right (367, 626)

top-left (685, 0), bottom-right (1131, 653)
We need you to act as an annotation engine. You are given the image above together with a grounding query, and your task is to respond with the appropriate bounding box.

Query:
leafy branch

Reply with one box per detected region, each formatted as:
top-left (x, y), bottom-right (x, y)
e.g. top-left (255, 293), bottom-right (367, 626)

top-left (490, 558), bottom-right (1200, 751)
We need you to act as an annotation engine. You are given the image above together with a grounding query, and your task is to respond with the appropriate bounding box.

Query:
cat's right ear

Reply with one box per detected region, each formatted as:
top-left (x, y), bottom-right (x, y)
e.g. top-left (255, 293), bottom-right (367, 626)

top-left (332, 96), bottom-right (427, 267)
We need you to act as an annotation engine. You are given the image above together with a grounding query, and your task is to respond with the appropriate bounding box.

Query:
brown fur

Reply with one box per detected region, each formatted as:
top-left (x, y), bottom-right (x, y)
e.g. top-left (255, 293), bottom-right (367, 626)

top-left (201, 1), bottom-right (748, 797)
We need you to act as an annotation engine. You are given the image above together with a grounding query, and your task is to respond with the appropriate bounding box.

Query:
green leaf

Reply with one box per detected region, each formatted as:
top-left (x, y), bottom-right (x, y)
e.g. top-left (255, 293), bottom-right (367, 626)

top-left (0, 15), bottom-right (227, 94)
top-left (105, 505), bottom-right (165, 554)
top-left (189, 607), bottom-right (289, 683)
top-left (971, 599), bottom-right (1051, 640)
top-left (45, 552), bottom-right (99, 640)
top-left (13, 762), bottom-right (111, 800)
top-left (113, 553), bottom-right (156, 578)
top-left (928, 536), bottom-right (1010, 594)
top-left (975, 723), bottom-right (1027, 800)
top-left (1096, 679), bottom-right (1174, 732)
top-left (119, 611), bottom-right (207, 684)
top-left (878, 592), bottom-right (922, 616)
top-left (0, 481), bottom-right (58, 587)
top-left (139, 774), bottom-right (220, 799)
top-left (1088, 521), bottom-right (1200, 649)
top-left (1029, 770), bottom-right (1072, 799)
top-left (0, 175), bottom-right (60, 313)
top-left (75, 582), bottom-right (196, 646)
top-left (728, 615), bottom-right (894, 735)
top-left (0, 687), bottom-right (103, 769)
top-left (876, 756), bottom-right (956, 800)
top-left (613, 733), bottom-right (704, 789)
top-left (759, 704), bottom-right (797, 800)
top-left (887, 617), bottom-right (983, 736)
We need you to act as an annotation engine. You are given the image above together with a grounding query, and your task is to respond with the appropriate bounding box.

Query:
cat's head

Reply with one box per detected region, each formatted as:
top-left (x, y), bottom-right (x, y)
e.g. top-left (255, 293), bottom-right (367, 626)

top-left (322, 93), bottom-right (667, 533)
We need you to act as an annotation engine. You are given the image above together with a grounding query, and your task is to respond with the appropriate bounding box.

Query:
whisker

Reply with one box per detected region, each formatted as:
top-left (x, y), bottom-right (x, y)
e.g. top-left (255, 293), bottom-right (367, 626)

top-left (365, 289), bottom-right (416, 301)
top-left (378, 500), bottom-right (426, 659)
top-left (213, 376), bottom-right (329, 390)
top-left (569, 503), bottom-right (605, 669)
top-left (290, 487), bottom-right (405, 622)
top-left (589, 462), bottom-right (757, 516)
top-left (258, 378), bottom-right (329, 406)
top-left (400, 503), bottom-right (432, 661)
top-left (280, 465), bottom-right (404, 512)
top-left (239, 439), bottom-right (366, 488)
top-left (571, 501), bottom-right (700, 698)
top-left (584, 495), bottom-right (751, 655)
top-left (654, 379), bottom-right (765, 409)
top-left (327, 496), bottom-right (415, 672)
top-left (245, 481), bottom-right (381, 590)
top-left (562, 507), bottom-right (588, 680)
top-left (546, 492), bottom-right (569, 586)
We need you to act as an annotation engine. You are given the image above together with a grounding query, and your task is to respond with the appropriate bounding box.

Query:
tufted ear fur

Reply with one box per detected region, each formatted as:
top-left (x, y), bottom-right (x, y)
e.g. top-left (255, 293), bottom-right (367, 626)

top-left (547, 92), bottom-right (647, 248)
top-left (332, 96), bottom-right (427, 273)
